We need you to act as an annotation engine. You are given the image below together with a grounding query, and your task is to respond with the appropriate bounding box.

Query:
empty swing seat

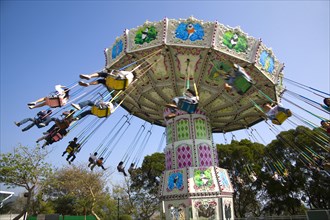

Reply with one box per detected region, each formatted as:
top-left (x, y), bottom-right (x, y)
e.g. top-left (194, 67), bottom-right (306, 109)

top-left (178, 100), bottom-right (198, 114)
top-left (233, 75), bottom-right (252, 95)
top-left (91, 106), bottom-right (111, 118)
top-left (105, 76), bottom-right (129, 91)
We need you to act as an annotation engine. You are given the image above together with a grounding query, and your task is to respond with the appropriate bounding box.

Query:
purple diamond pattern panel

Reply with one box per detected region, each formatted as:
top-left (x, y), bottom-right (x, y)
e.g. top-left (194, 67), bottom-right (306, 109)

top-left (198, 143), bottom-right (213, 167)
top-left (177, 144), bottom-right (192, 168)
top-left (166, 150), bottom-right (172, 170)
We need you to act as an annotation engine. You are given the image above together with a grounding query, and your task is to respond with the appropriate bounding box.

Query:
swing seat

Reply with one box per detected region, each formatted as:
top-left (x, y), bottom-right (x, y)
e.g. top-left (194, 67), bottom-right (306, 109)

top-left (233, 75), bottom-right (252, 95)
top-left (52, 133), bottom-right (63, 142)
top-left (45, 97), bottom-right (65, 108)
top-left (272, 111), bottom-right (288, 125)
top-left (66, 146), bottom-right (74, 153)
top-left (105, 76), bottom-right (129, 91)
top-left (177, 100), bottom-right (198, 114)
top-left (55, 120), bottom-right (71, 130)
top-left (91, 106), bottom-right (111, 118)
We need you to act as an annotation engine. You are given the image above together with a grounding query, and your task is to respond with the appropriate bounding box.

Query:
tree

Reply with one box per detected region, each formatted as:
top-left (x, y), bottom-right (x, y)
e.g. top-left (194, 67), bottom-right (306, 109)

top-left (215, 126), bottom-right (328, 217)
top-left (41, 164), bottom-right (108, 219)
top-left (0, 144), bottom-right (53, 219)
top-left (217, 139), bottom-right (265, 218)
top-left (118, 152), bottom-right (165, 219)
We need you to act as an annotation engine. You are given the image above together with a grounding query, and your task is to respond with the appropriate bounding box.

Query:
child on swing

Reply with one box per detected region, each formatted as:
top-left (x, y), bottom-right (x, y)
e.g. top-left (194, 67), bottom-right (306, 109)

top-left (117, 161), bottom-right (127, 176)
top-left (91, 157), bottom-right (107, 171)
top-left (262, 102), bottom-right (292, 125)
top-left (78, 65), bottom-right (140, 91)
top-left (165, 88), bottom-right (199, 119)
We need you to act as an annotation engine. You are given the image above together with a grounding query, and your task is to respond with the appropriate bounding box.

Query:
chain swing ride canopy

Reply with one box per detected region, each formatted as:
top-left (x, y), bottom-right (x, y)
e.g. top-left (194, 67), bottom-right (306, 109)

top-left (105, 17), bottom-right (285, 132)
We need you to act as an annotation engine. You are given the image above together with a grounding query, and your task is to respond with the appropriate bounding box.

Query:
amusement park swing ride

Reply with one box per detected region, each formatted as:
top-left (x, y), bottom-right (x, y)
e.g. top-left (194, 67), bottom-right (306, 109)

top-left (19, 17), bottom-right (329, 220)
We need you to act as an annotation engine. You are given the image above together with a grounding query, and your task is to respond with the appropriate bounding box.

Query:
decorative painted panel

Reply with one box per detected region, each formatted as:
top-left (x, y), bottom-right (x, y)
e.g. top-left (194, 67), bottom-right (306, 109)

top-left (126, 20), bottom-right (164, 52)
top-left (105, 35), bottom-right (126, 68)
top-left (197, 143), bottom-right (213, 167)
top-left (215, 167), bottom-right (233, 193)
top-left (193, 167), bottom-right (215, 191)
top-left (176, 144), bottom-right (193, 168)
top-left (167, 202), bottom-right (186, 220)
top-left (166, 123), bottom-right (173, 144)
top-left (222, 197), bottom-right (234, 220)
top-left (176, 118), bottom-right (190, 141)
top-left (167, 170), bottom-right (185, 192)
top-left (166, 17), bottom-right (214, 48)
top-left (194, 117), bottom-right (208, 139)
top-left (166, 149), bottom-right (172, 170)
top-left (213, 23), bottom-right (260, 62)
top-left (192, 199), bottom-right (220, 220)
top-left (254, 42), bottom-right (284, 83)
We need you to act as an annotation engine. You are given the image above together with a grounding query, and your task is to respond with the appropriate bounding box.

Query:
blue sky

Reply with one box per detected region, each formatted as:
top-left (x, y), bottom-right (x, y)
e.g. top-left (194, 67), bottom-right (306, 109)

top-left (1, 1), bottom-right (329, 190)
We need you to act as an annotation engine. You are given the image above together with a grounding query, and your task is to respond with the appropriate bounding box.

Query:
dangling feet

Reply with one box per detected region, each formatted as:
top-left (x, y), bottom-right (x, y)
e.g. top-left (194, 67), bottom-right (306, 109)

top-left (28, 102), bottom-right (36, 107)
top-left (79, 74), bottom-right (91, 80)
top-left (79, 81), bottom-right (89, 87)
top-left (224, 83), bottom-right (232, 93)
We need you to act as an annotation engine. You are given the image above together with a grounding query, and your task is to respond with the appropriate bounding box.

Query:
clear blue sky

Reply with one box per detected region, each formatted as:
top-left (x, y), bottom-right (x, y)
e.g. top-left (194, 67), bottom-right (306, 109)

top-left (1, 1), bottom-right (329, 190)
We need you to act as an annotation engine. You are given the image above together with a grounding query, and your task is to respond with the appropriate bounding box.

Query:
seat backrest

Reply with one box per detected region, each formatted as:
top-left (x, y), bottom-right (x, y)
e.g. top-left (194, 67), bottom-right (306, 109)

top-left (91, 106), bottom-right (111, 118)
top-left (105, 76), bottom-right (128, 91)
top-left (233, 75), bottom-right (252, 94)
top-left (52, 133), bottom-right (63, 142)
top-left (45, 97), bottom-right (64, 107)
top-left (275, 111), bottom-right (288, 124)
top-left (178, 100), bottom-right (198, 114)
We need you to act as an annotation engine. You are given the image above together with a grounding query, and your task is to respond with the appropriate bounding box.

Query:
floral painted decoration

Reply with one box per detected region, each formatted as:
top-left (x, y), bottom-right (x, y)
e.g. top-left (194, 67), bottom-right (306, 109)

top-left (111, 40), bottom-right (123, 59)
top-left (167, 172), bottom-right (184, 191)
top-left (134, 26), bottom-right (158, 45)
top-left (259, 50), bottom-right (275, 73)
top-left (175, 23), bottom-right (204, 41)
top-left (194, 168), bottom-right (213, 188)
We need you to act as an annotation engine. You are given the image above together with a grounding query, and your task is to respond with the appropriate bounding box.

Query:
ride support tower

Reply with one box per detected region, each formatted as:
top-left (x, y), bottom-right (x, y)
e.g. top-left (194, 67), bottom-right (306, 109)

top-left (160, 108), bottom-right (234, 219)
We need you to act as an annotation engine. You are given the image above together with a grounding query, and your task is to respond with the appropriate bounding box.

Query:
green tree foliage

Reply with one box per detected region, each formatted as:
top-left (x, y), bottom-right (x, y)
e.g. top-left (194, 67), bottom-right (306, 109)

top-left (40, 165), bottom-right (108, 220)
top-left (217, 126), bottom-right (329, 217)
top-left (0, 145), bottom-right (53, 219)
top-left (125, 152), bottom-right (165, 219)
top-left (217, 139), bottom-right (265, 217)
